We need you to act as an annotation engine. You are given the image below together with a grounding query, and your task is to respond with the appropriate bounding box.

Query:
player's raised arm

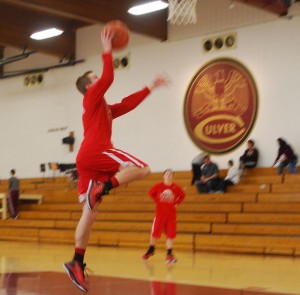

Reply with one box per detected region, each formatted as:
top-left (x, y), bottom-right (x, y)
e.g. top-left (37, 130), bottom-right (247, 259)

top-left (109, 74), bottom-right (171, 119)
top-left (83, 29), bottom-right (115, 108)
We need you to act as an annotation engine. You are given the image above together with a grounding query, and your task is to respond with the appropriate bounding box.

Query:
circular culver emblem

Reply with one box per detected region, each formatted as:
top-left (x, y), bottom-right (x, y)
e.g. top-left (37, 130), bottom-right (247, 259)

top-left (184, 58), bottom-right (258, 154)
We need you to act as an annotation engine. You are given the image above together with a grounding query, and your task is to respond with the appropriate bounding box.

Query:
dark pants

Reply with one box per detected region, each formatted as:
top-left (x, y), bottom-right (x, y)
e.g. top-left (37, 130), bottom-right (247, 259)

top-left (8, 190), bottom-right (19, 218)
top-left (223, 179), bottom-right (234, 192)
top-left (191, 164), bottom-right (202, 185)
top-left (196, 178), bottom-right (224, 193)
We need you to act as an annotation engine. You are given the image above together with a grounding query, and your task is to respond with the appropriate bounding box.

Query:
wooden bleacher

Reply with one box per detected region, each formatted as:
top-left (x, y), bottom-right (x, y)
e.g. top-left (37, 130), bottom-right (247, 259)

top-left (0, 193), bottom-right (7, 220)
top-left (1, 168), bottom-right (300, 255)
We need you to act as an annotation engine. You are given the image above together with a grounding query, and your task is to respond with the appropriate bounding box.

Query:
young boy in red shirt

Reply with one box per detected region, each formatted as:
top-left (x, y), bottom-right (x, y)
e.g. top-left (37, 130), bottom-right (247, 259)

top-left (143, 169), bottom-right (185, 263)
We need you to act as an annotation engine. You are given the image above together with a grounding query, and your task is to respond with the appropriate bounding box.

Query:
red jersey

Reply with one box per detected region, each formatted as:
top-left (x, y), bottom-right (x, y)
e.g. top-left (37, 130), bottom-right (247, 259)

top-left (148, 182), bottom-right (185, 218)
top-left (77, 52), bottom-right (151, 157)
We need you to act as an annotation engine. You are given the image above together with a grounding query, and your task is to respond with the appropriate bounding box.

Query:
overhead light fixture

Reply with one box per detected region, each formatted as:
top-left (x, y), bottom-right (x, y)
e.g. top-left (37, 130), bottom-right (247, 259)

top-left (128, 1), bottom-right (169, 15)
top-left (30, 28), bottom-right (63, 40)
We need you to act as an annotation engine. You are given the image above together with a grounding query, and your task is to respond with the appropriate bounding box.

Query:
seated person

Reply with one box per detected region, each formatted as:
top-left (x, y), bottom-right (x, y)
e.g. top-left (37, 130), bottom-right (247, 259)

top-left (223, 160), bottom-right (240, 191)
top-left (239, 139), bottom-right (259, 173)
top-left (272, 138), bottom-right (298, 174)
top-left (191, 152), bottom-right (205, 185)
top-left (195, 155), bottom-right (224, 193)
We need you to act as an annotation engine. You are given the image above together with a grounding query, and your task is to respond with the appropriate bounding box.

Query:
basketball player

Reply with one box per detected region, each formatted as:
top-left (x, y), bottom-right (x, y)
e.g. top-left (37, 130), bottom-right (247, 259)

top-left (63, 29), bottom-right (170, 292)
top-left (142, 169), bottom-right (185, 263)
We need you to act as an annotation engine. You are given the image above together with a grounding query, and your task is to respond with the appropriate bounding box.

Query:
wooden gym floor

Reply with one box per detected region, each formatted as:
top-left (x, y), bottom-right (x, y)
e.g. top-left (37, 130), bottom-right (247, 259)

top-left (1, 241), bottom-right (300, 295)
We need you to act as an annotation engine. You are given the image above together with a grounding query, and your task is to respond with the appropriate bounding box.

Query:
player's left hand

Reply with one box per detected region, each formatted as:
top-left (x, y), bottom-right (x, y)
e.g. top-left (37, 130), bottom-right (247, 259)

top-left (149, 74), bottom-right (171, 91)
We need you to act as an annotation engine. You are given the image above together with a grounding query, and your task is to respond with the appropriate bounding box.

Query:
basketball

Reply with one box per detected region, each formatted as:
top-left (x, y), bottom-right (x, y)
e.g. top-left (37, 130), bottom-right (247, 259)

top-left (103, 20), bottom-right (129, 50)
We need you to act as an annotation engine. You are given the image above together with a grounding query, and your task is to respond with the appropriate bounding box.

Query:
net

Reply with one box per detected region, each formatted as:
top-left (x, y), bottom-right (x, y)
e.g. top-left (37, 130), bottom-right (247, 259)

top-left (167, 0), bottom-right (198, 25)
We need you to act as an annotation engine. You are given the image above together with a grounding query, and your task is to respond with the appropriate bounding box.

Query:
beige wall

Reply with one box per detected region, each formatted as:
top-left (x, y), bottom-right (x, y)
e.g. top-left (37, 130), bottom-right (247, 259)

top-left (0, 15), bottom-right (300, 178)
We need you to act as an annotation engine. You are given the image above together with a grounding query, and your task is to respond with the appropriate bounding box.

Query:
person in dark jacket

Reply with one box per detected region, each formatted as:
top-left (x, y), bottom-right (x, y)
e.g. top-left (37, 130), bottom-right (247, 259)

top-left (239, 139), bottom-right (259, 175)
top-left (273, 138), bottom-right (298, 174)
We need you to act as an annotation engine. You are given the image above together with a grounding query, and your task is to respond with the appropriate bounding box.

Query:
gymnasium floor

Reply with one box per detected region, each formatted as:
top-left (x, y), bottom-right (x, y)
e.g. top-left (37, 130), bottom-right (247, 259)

top-left (1, 241), bottom-right (300, 295)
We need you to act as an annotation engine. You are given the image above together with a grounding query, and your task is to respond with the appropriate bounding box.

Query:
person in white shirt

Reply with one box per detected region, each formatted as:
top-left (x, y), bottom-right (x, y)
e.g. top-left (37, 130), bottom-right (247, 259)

top-left (224, 160), bottom-right (240, 191)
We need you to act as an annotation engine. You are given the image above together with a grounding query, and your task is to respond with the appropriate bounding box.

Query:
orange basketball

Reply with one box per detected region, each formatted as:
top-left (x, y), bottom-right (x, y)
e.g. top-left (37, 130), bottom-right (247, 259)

top-left (103, 20), bottom-right (129, 50)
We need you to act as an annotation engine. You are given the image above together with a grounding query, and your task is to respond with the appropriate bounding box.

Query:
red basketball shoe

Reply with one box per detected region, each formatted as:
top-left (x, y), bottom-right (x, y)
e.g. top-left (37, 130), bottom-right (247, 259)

top-left (165, 255), bottom-right (177, 264)
top-left (142, 251), bottom-right (154, 260)
top-left (87, 180), bottom-right (108, 210)
top-left (63, 260), bottom-right (88, 292)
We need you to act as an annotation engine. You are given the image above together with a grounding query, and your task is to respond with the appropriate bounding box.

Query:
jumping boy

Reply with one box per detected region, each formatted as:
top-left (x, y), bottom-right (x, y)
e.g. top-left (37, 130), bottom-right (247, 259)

top-left (63, 29), bottom-right (170, 292)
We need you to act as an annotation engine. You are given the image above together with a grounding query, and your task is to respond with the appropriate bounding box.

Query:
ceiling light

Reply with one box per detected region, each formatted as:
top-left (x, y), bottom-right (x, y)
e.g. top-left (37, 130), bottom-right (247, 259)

top-left (30, 28), bottom-right (63, 40)
top-left (128, 1), bottom-right (169, 15)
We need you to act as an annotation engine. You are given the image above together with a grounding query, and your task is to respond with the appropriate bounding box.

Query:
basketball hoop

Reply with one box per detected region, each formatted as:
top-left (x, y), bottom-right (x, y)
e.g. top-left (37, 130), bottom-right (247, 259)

top-left (167, 0), bottom-right (198, 25)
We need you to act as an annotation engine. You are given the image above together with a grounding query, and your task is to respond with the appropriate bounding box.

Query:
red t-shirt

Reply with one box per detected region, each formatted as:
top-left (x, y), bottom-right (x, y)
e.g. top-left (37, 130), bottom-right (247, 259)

top-left (78, 52), bottom-right (151, 156)
top-left (148, 182), bottom-right (185, 218)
